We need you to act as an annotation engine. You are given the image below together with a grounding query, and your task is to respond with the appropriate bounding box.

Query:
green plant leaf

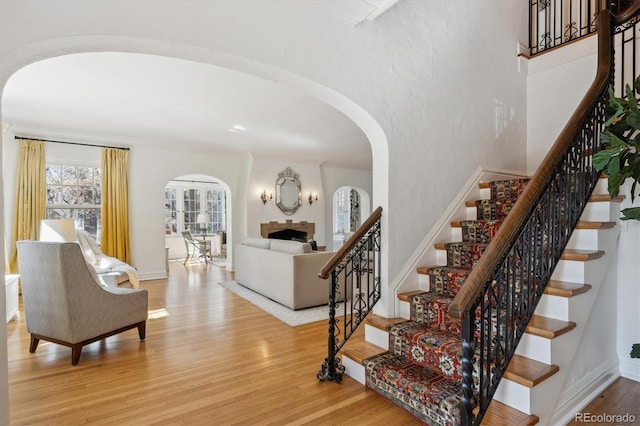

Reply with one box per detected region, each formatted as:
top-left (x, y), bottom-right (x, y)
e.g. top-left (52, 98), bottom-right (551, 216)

top-left (593, 149), bottom-right (614, 171)
top-left (627, 110), bottom-right (640, 129)
top-left (608, 173), bottom-right (627, 197)
top-left (626, 84), bottom-right (638, 110)
top-left (607, 154), bottom-right (621, 176)
top-left (621, 207), bottom-right (640, 221)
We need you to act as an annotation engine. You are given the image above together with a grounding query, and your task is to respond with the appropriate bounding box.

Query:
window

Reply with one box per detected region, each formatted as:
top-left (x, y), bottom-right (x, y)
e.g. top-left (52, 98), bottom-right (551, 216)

top-left (46, 164), bottom-right (101, 238)
top-left (333, 187), bottom-right (361, 248)
top-left (164, 181), bottom-right (226, 236)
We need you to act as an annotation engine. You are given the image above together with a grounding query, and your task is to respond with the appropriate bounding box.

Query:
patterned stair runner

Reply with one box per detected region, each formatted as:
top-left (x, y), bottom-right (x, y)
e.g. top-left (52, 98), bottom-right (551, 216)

top-left (363, 178), bottom-right (529, 425)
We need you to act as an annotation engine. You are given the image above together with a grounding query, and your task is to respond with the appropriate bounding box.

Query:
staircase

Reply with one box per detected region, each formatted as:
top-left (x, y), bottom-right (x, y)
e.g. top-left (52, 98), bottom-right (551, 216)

top-left (340, 175), bottom-right (621, 425)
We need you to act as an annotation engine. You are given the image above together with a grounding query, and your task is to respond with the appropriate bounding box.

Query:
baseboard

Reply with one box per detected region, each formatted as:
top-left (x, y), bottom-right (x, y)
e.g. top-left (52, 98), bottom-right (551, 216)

top-left (548, 358), bottom-right (620, 425)
top-left (619, 357), bottom-right (640, 382)
top-left (139, 271), bottom-right (168, 281)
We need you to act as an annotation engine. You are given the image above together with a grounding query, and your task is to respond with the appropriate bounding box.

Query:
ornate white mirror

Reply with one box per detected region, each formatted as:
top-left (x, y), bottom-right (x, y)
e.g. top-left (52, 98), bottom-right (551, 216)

top-left (275, 167), bottom-right (302, 215)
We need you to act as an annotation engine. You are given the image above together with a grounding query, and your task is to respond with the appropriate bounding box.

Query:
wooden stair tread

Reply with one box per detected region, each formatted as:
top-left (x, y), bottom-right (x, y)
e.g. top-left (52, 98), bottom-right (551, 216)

top-left (398, 290), bottom-right (426, 302)
top-left (525, 315), bottom-right (576, 339)
top-left (451, 220), bottom-right (614, 229)
top-left (465, 195), bottom-right (622, 208)
top-left (480, 400), bottom-right (539, 425)
top-left (561, 249), bottom-right (604, 261)
top-left (504, 355), bottom-right (559, 388)
top-left (545, 280), bottom-right (592, 297)
top-left (416, 265), bottom-right (469, 275)
top-left (574, 221), bottom-right (616, 229)
top-left (365, 314), bottom-right (406, 331)
top-left (342, 339), bottom-right (385, 365)
top-left (589, 193), bottom-right (624, 202)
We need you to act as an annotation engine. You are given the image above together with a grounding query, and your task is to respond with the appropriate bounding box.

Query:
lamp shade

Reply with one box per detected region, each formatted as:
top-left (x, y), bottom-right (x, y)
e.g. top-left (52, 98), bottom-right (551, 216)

top-left (39, 219), bottom-right (78, 242)
top-left (196, 213), bottom-right (210, 224)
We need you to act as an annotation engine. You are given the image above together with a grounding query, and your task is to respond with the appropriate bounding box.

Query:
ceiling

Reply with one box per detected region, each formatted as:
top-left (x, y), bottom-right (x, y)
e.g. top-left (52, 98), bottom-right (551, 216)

top-left (1, 1), bottom-right (400, 170)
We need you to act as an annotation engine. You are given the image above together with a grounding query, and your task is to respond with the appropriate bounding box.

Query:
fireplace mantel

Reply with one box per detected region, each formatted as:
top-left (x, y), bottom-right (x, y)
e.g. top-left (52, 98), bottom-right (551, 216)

top-left (260, 220), bottom-right (315, 240)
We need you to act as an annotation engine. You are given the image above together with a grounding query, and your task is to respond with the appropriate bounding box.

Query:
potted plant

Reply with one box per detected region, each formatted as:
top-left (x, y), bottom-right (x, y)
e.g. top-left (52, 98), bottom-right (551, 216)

top-left (594, 76), bottom-right (640, 359)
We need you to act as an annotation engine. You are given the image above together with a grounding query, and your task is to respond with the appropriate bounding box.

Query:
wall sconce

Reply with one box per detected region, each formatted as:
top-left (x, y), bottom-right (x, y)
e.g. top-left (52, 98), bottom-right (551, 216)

top-left (260, 190), bottom-right (272, 205)
top-left (308, 192), bottom-right (318, 205)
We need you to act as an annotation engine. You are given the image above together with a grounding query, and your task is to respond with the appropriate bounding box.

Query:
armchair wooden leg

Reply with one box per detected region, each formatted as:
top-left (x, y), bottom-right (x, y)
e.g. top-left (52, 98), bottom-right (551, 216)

top-left (138, 321), bottom-right (146, 340)
top-left (29, 335), bottom-right (40, 353)
top-left (71, 343), bottom-right (83, 365)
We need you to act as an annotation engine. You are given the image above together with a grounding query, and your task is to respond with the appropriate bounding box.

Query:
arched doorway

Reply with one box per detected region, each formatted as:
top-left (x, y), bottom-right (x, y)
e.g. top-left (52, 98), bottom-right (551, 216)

top-left (164, 174), bottom-right (230, 267)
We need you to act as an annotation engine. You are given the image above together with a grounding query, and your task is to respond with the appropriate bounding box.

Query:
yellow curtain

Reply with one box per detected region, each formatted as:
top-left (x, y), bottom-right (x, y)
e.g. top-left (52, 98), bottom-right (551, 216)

top-left (101, 148), bottom-right (131, 264)
top-left (9, 139), bottom-right (46, 273)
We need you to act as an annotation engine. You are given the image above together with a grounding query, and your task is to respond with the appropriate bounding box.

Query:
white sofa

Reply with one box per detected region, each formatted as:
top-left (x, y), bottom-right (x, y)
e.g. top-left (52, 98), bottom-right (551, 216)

top-left (235, 238), bottom-right (340, 310)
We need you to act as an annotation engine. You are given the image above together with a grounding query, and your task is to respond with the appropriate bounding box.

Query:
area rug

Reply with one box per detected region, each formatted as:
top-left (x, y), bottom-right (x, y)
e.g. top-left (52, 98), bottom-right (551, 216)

top-left (218, 281), bottom-right (335, 327)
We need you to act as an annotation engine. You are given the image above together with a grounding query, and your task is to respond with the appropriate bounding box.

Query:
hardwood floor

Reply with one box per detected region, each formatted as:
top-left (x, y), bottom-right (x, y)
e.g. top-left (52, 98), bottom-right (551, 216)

top-left (6, 261), bottom-right (639, 425)
top-left (6, 261), bottom-right (421, 425)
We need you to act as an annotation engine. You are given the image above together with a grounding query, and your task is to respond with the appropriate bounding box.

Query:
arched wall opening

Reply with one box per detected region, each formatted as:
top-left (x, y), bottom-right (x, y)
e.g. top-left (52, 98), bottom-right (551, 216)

top-left (0, 33), bottom-right (392, 423)
top-left (164, 174), bottom-right (232, 268)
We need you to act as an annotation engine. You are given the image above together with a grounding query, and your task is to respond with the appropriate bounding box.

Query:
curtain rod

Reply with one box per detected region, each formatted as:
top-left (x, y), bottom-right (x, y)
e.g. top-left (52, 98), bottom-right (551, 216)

top-left (14, 136), bottom-right (130, 151)
top-left (171, 179), bottom-right (220, 185)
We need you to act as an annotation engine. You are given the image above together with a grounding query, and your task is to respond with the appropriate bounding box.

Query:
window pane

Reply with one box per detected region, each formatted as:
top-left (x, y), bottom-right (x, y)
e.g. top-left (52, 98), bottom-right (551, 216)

top-left (47, 185), bottom-right (62, 204)
top-left (77, 167), bottom-right (94, 186)
top-left (61, 166), bottom-right (78, 185)
top-left (62, 186), bottom-right (81, 205)
top-left (46, 165), bottom-right (62, 185)
top-left (79, 186), bottom-right (95, 204)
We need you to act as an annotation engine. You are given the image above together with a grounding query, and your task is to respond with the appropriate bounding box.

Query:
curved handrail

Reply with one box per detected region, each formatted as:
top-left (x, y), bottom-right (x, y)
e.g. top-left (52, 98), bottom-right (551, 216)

top-left (318, 206), bottom-right (383, 279)
top-left (449, 4), bottom-right (613, 320)
top-left (614, 0), bottom-right (640, 24)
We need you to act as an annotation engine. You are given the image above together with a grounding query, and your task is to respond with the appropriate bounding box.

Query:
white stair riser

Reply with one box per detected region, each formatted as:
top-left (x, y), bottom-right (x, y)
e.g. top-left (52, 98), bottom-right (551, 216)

top-left (398, 299), bottom-right (411, 319)
top-left (566, 225), bottom-right (619, 251)
top-left (515, 334), bottom-right (553, 364)
top-left (342, 355), bottom-right (366, 385)
top-left (551, 256), bottom-right (606, 283)
top-left (580, 200), bottom-right (621, 222)
top-left (365, 324), bottom-right (390, 350)
top-left (495, 369), bottom-right (562, 416)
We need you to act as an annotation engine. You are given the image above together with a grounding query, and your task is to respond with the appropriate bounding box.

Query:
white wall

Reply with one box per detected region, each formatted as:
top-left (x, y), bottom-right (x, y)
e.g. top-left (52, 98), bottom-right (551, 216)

top-left (246, 157), bottom-right (327, 243)
top-left (526, 36), bottom-right (597, 173)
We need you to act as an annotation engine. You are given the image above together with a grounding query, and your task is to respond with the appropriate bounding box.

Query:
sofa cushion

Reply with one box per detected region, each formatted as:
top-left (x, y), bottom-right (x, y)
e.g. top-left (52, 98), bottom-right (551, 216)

top-left (242, 237), bottom-right (272, 249)
top-left (270, 239), bottom-right (312, 254)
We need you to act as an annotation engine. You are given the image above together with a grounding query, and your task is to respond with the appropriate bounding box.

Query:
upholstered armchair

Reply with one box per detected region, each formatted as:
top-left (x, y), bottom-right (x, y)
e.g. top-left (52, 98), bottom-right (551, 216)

top-left (16, 241), bottom-right (148, 365)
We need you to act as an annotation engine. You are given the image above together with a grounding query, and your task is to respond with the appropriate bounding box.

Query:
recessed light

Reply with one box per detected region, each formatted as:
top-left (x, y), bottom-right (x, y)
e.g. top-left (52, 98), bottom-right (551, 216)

top-left (229, 124), bottom-right (246, 132)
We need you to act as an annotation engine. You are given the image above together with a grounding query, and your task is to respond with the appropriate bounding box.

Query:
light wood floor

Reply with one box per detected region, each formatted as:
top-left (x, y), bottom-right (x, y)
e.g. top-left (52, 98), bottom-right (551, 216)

top-left (6, 261), bottom-right (421, 425)
top-left (6, 262), bottom-right (639, 425)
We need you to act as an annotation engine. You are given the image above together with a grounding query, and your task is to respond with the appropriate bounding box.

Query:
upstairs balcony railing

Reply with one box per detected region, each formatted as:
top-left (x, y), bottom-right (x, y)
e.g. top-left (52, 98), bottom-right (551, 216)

top-left (529, 0), bottom-right (634, 55)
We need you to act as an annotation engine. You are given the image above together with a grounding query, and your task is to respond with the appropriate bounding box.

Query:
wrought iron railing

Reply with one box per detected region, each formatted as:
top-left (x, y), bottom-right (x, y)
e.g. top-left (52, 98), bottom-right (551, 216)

top-left (317, 206), bottom-right (382, 383)
top-left (448, 2), bottom-right (640, 424)
top-left (529, 0), bottom-right (633, 55)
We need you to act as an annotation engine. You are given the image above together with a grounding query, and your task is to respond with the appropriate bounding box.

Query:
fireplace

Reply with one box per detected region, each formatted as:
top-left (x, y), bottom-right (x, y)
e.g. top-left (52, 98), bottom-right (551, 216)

top-left (268, 228), bottom-right (308, 241)
top-left (260, 220), bottom-right (315, 240)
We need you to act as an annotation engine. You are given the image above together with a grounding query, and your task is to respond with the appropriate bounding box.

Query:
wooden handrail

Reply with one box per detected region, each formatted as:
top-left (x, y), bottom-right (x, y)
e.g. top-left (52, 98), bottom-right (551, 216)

top-left (448, 4), bottom-right (613, 320)
top-left (318, 206), bottom-right (383, 279)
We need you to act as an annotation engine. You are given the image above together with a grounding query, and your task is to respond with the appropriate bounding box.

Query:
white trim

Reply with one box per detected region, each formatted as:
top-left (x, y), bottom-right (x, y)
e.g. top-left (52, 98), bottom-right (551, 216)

top-left (548, 358), bottom-right (620, 426)
top-left (619, 357), bottom-right (640, 382)
top-left (139, 271), bottom-right (168, 281)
